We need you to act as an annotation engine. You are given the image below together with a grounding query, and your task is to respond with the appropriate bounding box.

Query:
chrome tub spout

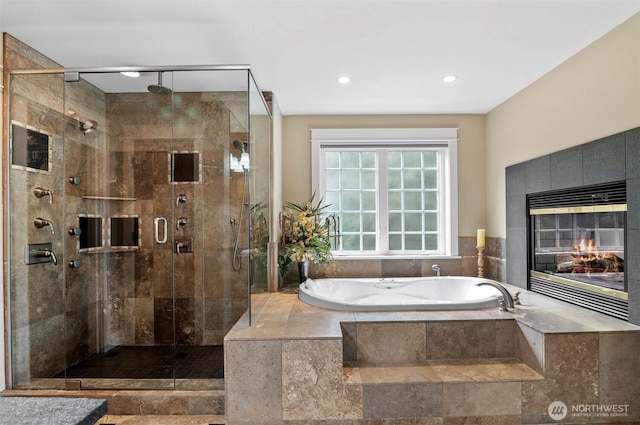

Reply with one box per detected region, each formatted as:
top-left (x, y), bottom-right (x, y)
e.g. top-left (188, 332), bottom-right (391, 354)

top-left (476, 280), bottom-right (515, 310)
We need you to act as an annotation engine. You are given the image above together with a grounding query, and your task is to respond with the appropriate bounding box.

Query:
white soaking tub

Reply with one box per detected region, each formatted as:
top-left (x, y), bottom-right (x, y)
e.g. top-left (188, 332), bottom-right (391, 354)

top-left (298, 276), bottom-right (503, 311)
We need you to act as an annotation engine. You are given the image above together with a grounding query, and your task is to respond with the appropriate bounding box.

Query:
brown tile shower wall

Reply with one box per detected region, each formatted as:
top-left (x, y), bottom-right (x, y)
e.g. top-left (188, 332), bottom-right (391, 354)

top-left (63, 78), bottom-right (108, 365)
top-left (5, 34), bottom-right (106, 382)
top-left (105, 92), bottom-right (248, 346)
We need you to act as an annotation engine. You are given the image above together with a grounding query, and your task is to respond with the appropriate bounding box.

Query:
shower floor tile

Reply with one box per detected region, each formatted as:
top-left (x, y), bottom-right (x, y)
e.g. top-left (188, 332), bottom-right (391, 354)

top-left (55, 346), bottom-right (224, 380)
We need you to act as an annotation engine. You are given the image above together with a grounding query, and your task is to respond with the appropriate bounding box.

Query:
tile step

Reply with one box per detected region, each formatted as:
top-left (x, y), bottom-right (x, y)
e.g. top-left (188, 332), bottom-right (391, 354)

top-left (1, 389), bottom-right (225, 416)
top-left (344, 357), bottom-right (543, 385)
top-left (95, 414), bottom-right (225, 424)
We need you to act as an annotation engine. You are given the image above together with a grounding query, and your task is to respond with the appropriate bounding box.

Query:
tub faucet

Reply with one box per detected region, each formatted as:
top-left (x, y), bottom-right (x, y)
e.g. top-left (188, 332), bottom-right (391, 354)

top-left (32, 248), bottom-right (57, 266)
top-left (431, 264), bottom-right (441, 277)
top-left (476, 280), bottom-right (515, 310)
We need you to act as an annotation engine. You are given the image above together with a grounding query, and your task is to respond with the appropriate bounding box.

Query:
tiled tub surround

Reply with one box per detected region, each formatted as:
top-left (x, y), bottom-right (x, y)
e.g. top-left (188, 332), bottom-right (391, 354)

top-left (291, 236), bottom-right (507, 285)
top-left (225, 284), bottom-right (640, 424)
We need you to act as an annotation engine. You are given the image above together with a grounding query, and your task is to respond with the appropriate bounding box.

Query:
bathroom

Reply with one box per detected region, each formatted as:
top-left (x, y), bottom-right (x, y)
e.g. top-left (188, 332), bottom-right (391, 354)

top-left (1, 3), bottom-right (640, 425)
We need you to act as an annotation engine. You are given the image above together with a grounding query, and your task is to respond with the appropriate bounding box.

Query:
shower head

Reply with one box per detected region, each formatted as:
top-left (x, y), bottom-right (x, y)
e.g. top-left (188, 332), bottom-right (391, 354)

top-left (233, 140), bottom-right (245, 152)
top-left (148, 72), bottom-right (172, 95)
top-left (68, 109), bottom-right (98, 134)
top-left (81, 119), bottom-right (98, 134)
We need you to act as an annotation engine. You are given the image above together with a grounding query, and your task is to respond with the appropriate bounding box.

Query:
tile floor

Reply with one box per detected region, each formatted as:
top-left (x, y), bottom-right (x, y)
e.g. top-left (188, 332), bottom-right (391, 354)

top-left (58, 346), bottom-right (224, 380)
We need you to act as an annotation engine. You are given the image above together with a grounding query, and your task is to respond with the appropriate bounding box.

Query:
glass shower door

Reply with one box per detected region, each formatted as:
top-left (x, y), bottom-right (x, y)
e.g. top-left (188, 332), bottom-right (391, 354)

top-left (169, 69), bottom-right (254, 388)
top-left (62, 71), bottom-right (179, 389)
top-left (168, 70), bottom-right (240, 388)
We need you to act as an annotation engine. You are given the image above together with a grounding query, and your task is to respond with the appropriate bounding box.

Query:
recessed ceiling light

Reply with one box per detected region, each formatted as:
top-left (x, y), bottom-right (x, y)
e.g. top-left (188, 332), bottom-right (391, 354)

top-left (443, 75), bottom-right (457, 83)
top-left (337, 76), bottom-right (351, 84)
top-left (121, 71), bottom-right (140, 78)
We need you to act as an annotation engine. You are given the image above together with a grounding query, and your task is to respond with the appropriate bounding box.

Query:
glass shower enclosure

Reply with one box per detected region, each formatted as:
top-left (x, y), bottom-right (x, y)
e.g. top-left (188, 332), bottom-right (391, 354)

top-left (7, 66), bottom-right (271, 390)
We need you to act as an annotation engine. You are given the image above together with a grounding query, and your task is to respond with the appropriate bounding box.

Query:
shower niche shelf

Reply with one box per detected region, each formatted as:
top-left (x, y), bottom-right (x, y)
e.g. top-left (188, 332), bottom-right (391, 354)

top-left (78, 215), bottom-right (140, 253)
top-left (82, 195), bottom-right (137, 201)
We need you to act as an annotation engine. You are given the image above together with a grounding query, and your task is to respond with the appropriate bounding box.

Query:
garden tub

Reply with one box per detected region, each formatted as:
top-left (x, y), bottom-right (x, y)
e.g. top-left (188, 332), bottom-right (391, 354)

top-left (298, 276), bottom-right (504, 311)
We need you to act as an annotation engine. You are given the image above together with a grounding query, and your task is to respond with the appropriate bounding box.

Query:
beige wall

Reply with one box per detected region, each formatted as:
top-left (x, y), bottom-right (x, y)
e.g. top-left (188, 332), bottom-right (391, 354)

top-left (486, 12), bottom-right (640, 238)
top-left (282, 114), bottom-right (487, 238)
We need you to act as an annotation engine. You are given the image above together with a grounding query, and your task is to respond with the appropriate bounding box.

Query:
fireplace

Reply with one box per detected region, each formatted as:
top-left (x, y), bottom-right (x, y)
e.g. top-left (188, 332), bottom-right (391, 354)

top-left (528, 181), bottom-right (628, 320)
top-left (506, 126), bottom-right (640, 323)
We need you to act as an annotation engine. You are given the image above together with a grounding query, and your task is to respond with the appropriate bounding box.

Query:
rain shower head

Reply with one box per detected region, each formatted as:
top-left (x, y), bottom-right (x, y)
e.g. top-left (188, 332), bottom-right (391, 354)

top-left (148, 72), bottom-right (172, 95)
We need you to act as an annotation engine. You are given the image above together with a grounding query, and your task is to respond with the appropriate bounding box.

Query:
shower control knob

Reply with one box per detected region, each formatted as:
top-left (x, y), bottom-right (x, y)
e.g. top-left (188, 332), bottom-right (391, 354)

top-left (176, 194), bottom-right (188, 206)
top-left (68, 227), bottom-right (82, 236)
top-left (68, 260), bottom-right (82, 269)
top-left (69, 176), bottom-right (82, 185)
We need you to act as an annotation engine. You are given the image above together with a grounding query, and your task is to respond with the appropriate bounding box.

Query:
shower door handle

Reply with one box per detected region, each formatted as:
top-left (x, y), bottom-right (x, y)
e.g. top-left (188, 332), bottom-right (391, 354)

top-left (154, 217), bottom-right (168, 244)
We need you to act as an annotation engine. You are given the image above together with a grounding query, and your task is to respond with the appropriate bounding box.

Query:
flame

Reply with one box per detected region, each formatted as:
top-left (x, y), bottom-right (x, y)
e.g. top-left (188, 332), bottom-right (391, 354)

top-left (576, 238), bottom-right (597, 255)
top-left (572, 238), bottom-right (620, 273)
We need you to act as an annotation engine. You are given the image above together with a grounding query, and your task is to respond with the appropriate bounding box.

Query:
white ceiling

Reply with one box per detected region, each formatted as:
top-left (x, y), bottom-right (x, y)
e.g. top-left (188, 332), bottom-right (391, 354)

top-left (1, 0), bottom-right (639, 115)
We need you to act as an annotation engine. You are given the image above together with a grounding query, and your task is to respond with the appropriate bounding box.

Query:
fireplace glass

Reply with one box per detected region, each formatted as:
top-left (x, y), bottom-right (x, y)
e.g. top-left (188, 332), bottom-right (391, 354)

top-left (531, 206), bottom-right (625, 292)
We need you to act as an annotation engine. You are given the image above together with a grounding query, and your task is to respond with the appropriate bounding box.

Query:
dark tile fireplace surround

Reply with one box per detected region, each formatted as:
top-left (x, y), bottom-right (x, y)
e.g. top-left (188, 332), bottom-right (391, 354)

top-left (506, 126), bottom-right (640, 325)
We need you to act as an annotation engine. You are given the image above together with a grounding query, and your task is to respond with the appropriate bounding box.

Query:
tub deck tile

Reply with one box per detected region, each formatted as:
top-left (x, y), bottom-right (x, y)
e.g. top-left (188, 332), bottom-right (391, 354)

top-left (226, 293), bottom-right (294, 340)
top-left (284, 301), bottom-right (355, 339)
top-left (352, 309), bottom-right (501, 322)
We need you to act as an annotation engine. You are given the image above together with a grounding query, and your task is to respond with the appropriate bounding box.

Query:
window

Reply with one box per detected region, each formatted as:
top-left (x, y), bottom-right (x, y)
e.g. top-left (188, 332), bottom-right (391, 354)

top-left (312, 128), bottom-right (458, 257)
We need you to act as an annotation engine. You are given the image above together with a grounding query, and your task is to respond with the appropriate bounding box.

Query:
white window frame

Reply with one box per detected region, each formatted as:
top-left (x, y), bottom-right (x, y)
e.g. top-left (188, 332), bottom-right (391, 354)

top-left (311, 128), bottom-right (458, 258)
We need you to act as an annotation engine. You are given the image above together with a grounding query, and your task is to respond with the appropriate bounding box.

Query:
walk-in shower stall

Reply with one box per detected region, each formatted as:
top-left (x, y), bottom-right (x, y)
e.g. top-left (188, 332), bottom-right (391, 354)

top-left (6, 66), bottom-right (271, 390)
